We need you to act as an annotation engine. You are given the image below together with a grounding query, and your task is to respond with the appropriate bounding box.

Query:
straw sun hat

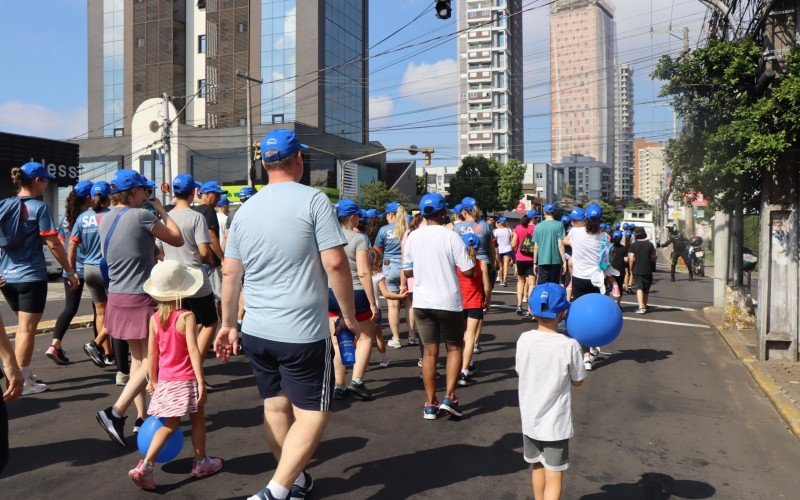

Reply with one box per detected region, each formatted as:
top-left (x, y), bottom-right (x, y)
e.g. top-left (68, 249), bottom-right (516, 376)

top-left (143, 260), bottom-right (204, 302)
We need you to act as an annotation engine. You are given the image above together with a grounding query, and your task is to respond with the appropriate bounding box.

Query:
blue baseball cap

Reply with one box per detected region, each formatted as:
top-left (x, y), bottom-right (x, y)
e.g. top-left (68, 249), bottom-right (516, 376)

top-left (337, 198), bottom-right (361, 217)
top-left (142, 177), bottom-right (156, 190)
top-left (612, 230), bottom-right (623, 240)
top-left (622, 222), bottom-right (632, 231)
top-left (216, 195), bottom-right (230, 207)
top-left (543, 203), bottom-right (555, 214)
top-left (238, 186), bottom-right (257, 199)
top-left (20, 161), bottom-right (56, 181)
top-left (613, 222), bottom-right (621, 230)
top-left (624, 230), bottom-right (633, 238)
top-left (385, 201), bottom-right (400, 214)
top-left (462, 233), bottom-right (480, 249)
top-left (420, 193), bottom-right (448, 215)
top-left (528, 283), bottom-right (570, 319)
top-left (461, 197), bottom-right (477, 211)
top-left (451, 204), bottom-right (463, 214)
top-left (366, 208), bottom-right (380, 218)
top-left (526, 210), bottom-right (540, 220)
top-left (74, 180), bottom-right (93, 197)
top-left (199, 181), bottom-right (226, 195)
top-left (569, 207), bottom-right (585, 221)
top-left (497, 216), bottom-right (507, 223)
top-left (261, 129), bottom-right (307, 163)
top-left (109, 169), bottom-right (147, 193)
top-left (585, 203), bottom-right (603, 221)
top-left (91, 181), bottom-right (111, 199)
top-left (172, 173), bottom-right (199, 194)
top-left (561, 215), bottom-right (572, 225)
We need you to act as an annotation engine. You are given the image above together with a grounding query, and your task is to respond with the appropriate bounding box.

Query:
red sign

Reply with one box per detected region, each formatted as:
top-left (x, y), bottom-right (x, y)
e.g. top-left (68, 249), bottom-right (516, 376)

top-left (691, 192), bottom-right (708, 207)
top-left (513, 202), bottom-right (526, 214)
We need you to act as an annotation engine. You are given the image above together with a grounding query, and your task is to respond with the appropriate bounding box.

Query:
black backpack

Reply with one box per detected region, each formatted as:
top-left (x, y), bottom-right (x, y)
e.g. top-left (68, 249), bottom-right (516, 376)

top-left (0, 196), bottom-right (25, 250)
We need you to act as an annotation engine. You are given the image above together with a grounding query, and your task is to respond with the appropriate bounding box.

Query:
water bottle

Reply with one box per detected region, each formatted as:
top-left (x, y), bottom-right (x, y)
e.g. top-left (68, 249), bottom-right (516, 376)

top-left (336, 323), bottom-right (356, 367)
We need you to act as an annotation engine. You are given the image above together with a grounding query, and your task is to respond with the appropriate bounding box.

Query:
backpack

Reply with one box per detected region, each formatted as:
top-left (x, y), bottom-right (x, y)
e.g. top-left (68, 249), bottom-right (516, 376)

top-left (520, 230), bottom-right (535, 256)
top-left (0, 196), bottom-right (25, 250)
top-left (597, 239), bottom-right (611, 272)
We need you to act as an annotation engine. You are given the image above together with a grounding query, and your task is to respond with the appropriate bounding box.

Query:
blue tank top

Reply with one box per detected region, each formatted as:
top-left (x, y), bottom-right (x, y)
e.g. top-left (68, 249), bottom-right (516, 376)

top-left (453, 220), bottom-right (492, 262)
top-left (70, 208), bottom-right (109, 267)
top-left (0, 197), bottom-right (56, 283)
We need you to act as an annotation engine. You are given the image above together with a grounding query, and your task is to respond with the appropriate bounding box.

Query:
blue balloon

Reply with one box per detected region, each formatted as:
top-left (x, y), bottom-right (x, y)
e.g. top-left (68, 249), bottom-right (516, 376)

top-left (566, 293), bottom-right (623, 347)
top-left (137, 416), bottom-right (183, 463)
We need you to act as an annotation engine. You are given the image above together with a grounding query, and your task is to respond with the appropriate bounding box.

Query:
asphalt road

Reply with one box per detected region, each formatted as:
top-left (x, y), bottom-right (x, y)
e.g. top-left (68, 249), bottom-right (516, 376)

top-left (1, 271), bottom-right (798, 499)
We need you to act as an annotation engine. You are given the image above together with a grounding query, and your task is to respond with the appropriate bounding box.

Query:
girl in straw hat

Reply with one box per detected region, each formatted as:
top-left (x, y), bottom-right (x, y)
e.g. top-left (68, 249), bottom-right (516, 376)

top-left (128, 260), bottom-right (222, 490)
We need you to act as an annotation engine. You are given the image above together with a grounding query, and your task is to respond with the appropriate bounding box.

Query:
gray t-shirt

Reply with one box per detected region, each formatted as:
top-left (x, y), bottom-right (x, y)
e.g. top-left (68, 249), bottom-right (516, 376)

top-left (226, 182), bottom-right (347, 344)
top-left (343, 228), bottom-right (369, 290)
top-left (99, 207), bottom-right (157, 294)
top-left (157, 208), bottom-right (213, 297)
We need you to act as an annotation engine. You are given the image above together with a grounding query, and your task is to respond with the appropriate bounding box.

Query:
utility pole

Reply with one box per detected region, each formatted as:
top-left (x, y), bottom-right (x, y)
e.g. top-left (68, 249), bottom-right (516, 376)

top-left (161, 93), bottom-right (172, 204)
top-left (236, 70), bottom-right (263, 187)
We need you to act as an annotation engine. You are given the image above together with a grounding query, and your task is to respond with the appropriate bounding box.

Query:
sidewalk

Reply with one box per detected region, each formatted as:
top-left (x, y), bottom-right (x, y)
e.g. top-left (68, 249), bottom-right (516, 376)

top-left (704, 307), bottom-right (800, 440)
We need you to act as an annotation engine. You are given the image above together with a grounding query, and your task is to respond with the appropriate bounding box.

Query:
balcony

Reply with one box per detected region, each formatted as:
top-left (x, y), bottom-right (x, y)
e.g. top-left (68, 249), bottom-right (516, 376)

top-left (468, 50), bottom-right (492, 62)
top-left (468, 90), bottom-right (492, 102)
top-left (467, 29), bottom-right (491, 42)
top-left (467, 9), bottom-right (492, 22)
top-left (469, 132), bottom-right (493, 143)
top-left (468, 70), bottom-right (492, 83)
top-left (468, 111), bottom-right (492, 123)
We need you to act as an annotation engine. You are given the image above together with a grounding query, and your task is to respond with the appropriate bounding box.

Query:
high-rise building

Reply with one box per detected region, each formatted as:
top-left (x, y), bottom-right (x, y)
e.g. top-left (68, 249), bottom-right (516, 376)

top-left (550, 0), bottom-right (617, 170)
top-left (81, 0), bottom-right (383, 195)
top-left (457, 0), bottom-right (524, 164)
top-left (633, 138), bottom-right (665, 206)
top-left (552, 154), bottom-right (613, 202)
top-left (614, 63), bottom-right (634, 201)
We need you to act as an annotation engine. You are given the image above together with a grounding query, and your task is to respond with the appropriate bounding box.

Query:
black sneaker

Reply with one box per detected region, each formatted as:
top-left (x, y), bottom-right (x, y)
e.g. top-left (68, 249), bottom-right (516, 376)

top-left (348, 381), bottom-right (374, 401)
top-left (457, 372), bottom-right (472, 386)
top-left (289, 471), bottom-right (314, 499)
top-left (466, 363), bottom-right (477, 376)
top-left (515, 306), bottom-right (524, 316)
top-left (132, 417), bottom-right (145, 433)
top-left (45, 346), bottom-right (69, 365)
top-left (83, 342), bottom-right (105, 368)
top-left (96, 407), bottom-right (127, 448)
top-left (333, 386), bottom-right (348, 400)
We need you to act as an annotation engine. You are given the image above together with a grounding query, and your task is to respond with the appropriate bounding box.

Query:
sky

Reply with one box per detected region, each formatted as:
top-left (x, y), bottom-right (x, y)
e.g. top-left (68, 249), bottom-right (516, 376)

top-left (0, 0), bottom-right (708, 167)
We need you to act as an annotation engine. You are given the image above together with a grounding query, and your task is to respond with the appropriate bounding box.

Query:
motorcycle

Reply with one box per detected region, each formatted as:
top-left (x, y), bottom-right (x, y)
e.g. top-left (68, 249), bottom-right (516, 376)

top-left (688, 235), bottom-right (705, 277)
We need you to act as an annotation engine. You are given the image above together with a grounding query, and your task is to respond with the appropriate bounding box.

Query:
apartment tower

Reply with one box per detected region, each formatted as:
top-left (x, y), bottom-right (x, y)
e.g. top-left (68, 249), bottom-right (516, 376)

top-left (633, 138), bottom-right (665, 206)
top-left (550, 0), bottom-right (617, 172)
top-left (457, 0), bottom-right (524, 163)
top-left (614, 63), bottom-right (634, 201)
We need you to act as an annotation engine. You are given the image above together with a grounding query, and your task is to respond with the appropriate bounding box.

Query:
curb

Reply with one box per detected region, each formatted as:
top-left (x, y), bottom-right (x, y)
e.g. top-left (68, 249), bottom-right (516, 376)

top-left (5, 315), bottom-right (95, 338)
top-left (703, 307), bottom-right (800, 441)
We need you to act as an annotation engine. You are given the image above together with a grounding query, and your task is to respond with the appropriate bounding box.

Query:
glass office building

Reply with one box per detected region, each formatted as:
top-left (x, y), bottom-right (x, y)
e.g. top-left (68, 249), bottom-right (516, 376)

top-left (103, 0), bottom-right (125, 137)
top-left (261, 0), bottom-right (297, 124)
top-left (324, 1), bottom-right (365, 142)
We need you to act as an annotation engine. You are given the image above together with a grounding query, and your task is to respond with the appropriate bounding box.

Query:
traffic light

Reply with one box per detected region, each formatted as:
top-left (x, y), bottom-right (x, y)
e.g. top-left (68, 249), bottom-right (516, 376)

top-left (435, 1), bottom-right (452, 20)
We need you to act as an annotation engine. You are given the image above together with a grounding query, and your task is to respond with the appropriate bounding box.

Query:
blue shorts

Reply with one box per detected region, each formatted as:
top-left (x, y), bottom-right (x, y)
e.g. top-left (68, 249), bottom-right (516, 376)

top-left (328, 289), bottom-right (372, 322)
top-left (382, 259), bottom-right (402, 292)
top-left (242, 334), bottom-right (334, 412)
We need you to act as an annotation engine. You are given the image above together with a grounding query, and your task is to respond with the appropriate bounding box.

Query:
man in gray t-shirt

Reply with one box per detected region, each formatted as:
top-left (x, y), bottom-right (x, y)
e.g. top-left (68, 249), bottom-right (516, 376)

top-left (214, 129), bottom-right (358, 500)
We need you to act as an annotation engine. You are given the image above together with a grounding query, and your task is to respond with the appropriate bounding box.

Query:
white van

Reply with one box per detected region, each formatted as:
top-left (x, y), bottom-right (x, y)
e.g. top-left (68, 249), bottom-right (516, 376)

top-left (622, 209), bottom-right (657, 242)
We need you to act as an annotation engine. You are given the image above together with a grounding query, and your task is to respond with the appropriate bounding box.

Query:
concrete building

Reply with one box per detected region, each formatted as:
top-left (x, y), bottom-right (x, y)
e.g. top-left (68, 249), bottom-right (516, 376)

top-left (550, 0), bottom-right (617, 170)
top-left (80, 0), bottom-right (383, 197)
top-left (457, 0), bottom-right (524, 163)
top-left (633, 138), bottom-right (666, 207)
top-left (521, 162), bottom-right (554, 202)
top-left (614, 63), bottom-right (634, 201)
top-left (418, 165), bottom-right (460, 196)
top-left (552, 154), bottom-right (612, 202)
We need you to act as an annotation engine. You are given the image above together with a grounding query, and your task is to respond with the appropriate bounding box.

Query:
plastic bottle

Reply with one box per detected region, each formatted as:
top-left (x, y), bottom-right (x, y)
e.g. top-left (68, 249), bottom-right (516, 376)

top-left (336, 322), bottom-right (356, 367)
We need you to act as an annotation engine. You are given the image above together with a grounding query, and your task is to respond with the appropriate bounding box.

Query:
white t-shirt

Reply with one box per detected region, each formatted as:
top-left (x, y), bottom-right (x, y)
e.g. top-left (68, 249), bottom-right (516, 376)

top-left (371, 272), bottom-right (384, 306)
top-left (516, 329), bottom-right (586, 441)
top-left (216, 211), bottom-right (228, 232)
top-left (568, 226), bottom-right (607, 279)
top-left (494, 227), bottom-right (513, 254)
top-left (403, 225), bottom-right (475, 311)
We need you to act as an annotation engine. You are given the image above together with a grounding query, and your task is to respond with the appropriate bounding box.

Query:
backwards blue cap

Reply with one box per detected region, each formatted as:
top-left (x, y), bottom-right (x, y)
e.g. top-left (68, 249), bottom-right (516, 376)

top-left (612, 230), bottom-right (623, 240)
top-left (74, 180), bottom-right (93, 197)
top-left (526, 210), bottom-right (540, 220)
top-left (462, 233), bottom-right (480, 249)
top-left (529, 283), bottom-right (570, 319)
top-left (569, 207), bottom-right (585, 221)
top-left (420, 193), bottom-right (448, 215)
top-left (461, 197), bottom-right (478, 211)
top-left (451, 204), bottom-right (463, 214)
top-left (497, 216), bottom-right (507, 223)
top-left (366, 208), bottom-right (380, 218)
top-left (337, 199), bottom-right (361, 218)
top-left (385, 201), bottom-right (400, 214)
top-left (20, 161), bottom-right (56, 181)
top-left (261, 129), bottom-right (308, 163)
top-left (543, 203), bottom-right (555, 214)
top-left (561, 215), bottom-right (572, 225)
top-left (91, 181), bottom-right (111, 199)
top-left (585, 203), bottom-right (603, 222)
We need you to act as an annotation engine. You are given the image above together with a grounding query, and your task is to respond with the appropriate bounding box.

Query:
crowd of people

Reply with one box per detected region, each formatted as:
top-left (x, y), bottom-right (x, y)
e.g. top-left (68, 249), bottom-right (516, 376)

top-left (0, 128), bottom-right (671, 498)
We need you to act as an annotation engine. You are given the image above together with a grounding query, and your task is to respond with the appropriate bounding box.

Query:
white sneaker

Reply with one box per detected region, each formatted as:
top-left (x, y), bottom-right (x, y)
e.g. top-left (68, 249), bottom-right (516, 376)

top-left (379, 353), bottom-right (391, 367)
top-left (589, 347), bottom-right (601, 357)
top-left (635, 308), bottom-right (647, 315)
top-left (22, 379), bottom-right (47, 395)
top-left (584, 358), bottom-right (593, 371)
top-left (387, 339), bottom-right (402, 349)
top-left (116, 371), bottom-right (130, 386)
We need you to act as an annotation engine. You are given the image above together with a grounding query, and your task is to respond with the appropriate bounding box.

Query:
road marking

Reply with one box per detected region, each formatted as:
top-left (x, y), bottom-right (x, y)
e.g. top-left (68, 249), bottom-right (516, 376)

top-left (622, 317), bottom-right (710, 329)
top-left (490, 290), bottom-right (697, 311)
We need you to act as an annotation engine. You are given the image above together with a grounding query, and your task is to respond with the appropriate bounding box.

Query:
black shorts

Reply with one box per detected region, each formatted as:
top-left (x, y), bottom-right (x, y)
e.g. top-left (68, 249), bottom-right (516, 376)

top-left (517, 261), bottom-right (534, 277)
top-left (571, 277), bottom-right (600, 301)
top-left (415, 308), bottom-right (466, 345)
top-left (634, 274), bottom-right (654, 293)
top-left (327, 289), bottom-right (372, 322)
top-left (463, 308), bottom-right (484, 320)
top-left (242, 334), bottom-right (334, 412)
top-left (182, 293), bottom-right (219, 326)
top-left (1, 281), bottom-right (48, 314)
top-left (537, 264), bottom-right (562, 285)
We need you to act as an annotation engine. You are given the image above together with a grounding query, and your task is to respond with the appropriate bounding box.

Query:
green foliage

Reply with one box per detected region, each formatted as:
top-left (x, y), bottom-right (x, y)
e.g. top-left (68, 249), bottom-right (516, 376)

top-left (447, 156), bottom-right (500, 211)
top-left (597, 201), bottom-right (619, 225)
top-left (625, 198), bottom-right (652, 210)
top-left (415, 174), bottom-right (428, 195)
top-left (654, 40), bottom-right (800, 213)
top-left (357, 181), bottom-right (410, 211)
top-left (495, 159), bottom-right (526, 211)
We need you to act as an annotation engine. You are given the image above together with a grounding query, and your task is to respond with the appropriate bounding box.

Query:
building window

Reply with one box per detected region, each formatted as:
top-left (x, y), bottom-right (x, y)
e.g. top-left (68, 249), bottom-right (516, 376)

top-left (238, 118), bottom-right (246, 127)
top-left (237, 22), bottom-right (247, 33)
top-left (113, 127), bottom-right (124, 137)
top-left (272, 114), bottom-right (284, 124)
top-left (198, 34), bottom-right (206, 53)
top-left (197, 0), bottom-right (206, 8)
top-left (198, 79), bottom-right (206, 98)
top-left (136, 37), bottom-right (144, 48)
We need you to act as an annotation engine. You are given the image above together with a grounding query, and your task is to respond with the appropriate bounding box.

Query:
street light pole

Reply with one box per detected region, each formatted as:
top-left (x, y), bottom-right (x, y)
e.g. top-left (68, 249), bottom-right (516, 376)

top-left (236, 70), bottom-right (263, 187)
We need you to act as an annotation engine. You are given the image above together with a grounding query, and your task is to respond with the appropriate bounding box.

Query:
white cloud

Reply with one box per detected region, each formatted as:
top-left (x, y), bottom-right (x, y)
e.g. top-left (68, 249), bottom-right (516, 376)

top-left (399, 58), bottom-right (458, 108)
top-left (0, 102), bottom-right (87, 140)
top-left (369, 95), bottom-right (394, 127)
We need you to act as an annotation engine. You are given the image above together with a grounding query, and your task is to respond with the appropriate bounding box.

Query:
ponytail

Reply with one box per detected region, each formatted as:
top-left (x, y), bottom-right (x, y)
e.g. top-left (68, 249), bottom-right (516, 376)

top-left (394, 205), bottom-right (408, 238)
top-left (467, 245), bottom-right (477, 264)
top-left (91, 194), bottom-right (107, 212)
top-left (585, 219), bottom-right (601, 234)
top-left (64, 191), bottom-right (86, 231)
top-left (10, 167), bottom-right (32, 191)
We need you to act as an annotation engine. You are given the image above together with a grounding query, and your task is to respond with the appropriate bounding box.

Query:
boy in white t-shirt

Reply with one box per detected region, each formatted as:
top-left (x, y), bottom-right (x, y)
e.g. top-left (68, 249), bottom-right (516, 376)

top-left (516, 283), bottom-right (586, 500)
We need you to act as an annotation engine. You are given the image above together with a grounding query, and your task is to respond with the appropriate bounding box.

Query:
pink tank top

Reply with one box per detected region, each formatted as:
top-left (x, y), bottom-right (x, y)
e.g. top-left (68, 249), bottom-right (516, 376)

top-left (154, 310), bottom-right (195, 382)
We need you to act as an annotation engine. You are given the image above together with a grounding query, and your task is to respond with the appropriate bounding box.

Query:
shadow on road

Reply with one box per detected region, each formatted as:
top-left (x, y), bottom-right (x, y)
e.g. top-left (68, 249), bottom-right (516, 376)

top-left (2, 436), bottom-right (126, 478)
top-left (580, 472), bottom-right (715, 499)
top-left (314, 433), bottom-right (526, 497)
top-left (7, 391), bottom-right (109, 419)
top-left (592, 349), bottom-right (673, 370)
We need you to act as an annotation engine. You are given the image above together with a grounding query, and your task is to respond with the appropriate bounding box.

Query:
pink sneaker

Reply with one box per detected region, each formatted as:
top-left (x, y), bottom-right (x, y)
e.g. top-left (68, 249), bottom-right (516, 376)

top-left (611, 282), bottom-right (621, 298)
top-left (191, 456), bottom-right (223, 478)
top-left (379, 353), bottom-right (391, 367)
top-left (129, 458), bottom-right (156, 491)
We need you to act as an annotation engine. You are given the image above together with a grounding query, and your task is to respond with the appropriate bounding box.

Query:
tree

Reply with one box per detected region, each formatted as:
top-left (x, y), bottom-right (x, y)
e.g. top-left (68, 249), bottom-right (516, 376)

top-left (357, 181), bottom-right (410, 211)
top-left (416, 174), bottom-right (428, 195)
top-left (447, 156), bottom-right (499, 211)
top-left (597, 200), bottom-right (618, 225)
top-left (495, 159), bottom-right (526, 211)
